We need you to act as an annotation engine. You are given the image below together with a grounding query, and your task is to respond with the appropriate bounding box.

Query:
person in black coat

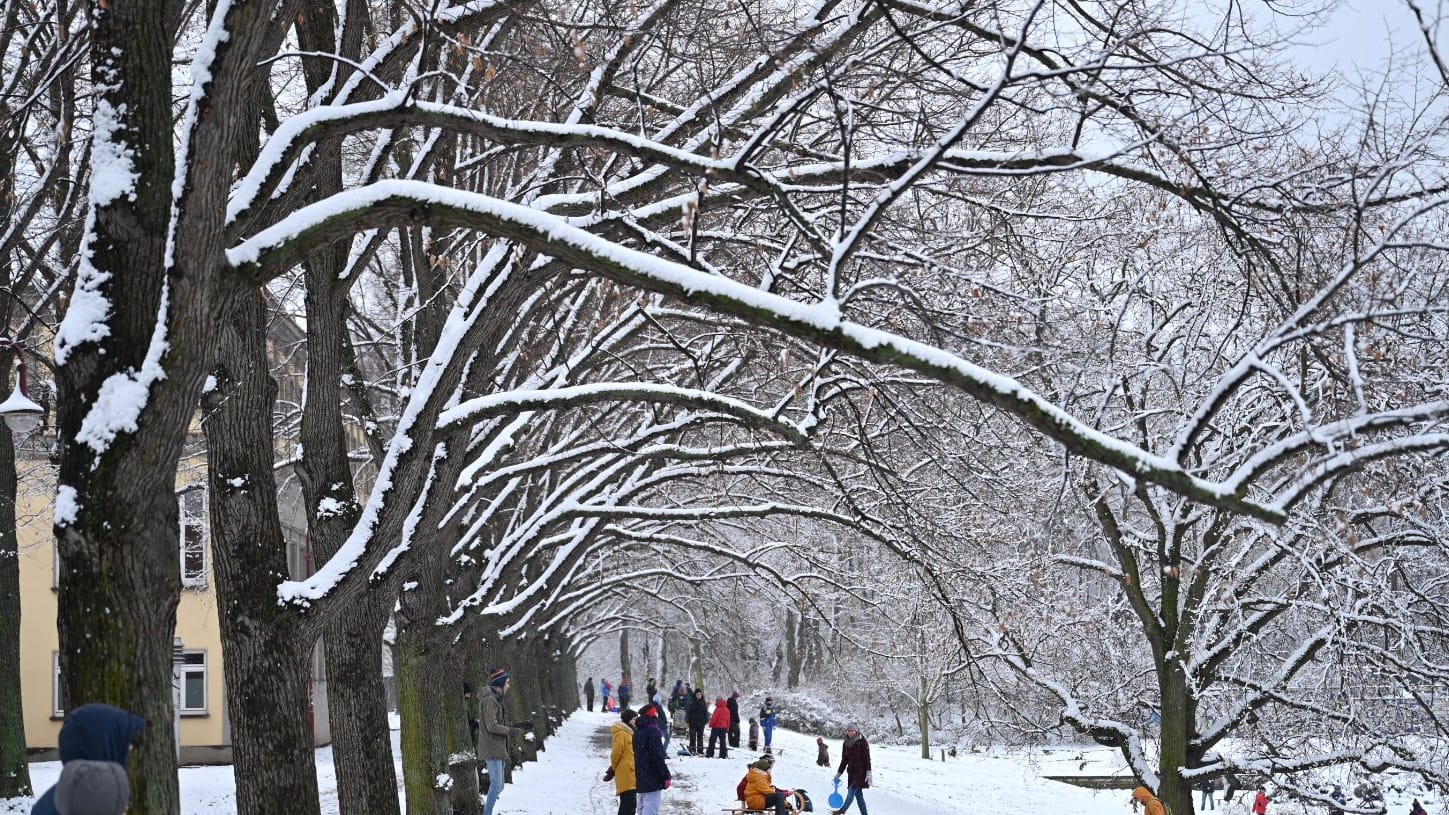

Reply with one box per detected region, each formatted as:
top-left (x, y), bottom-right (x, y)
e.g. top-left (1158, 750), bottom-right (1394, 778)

top-left (727, 692), bottom-right (742, 748)
top-left (684, 689), bottom-right (709, 755)
top-left (633, 704), bottom-right (672, 815)
top-left (584, 678), bottom-right (596, 712)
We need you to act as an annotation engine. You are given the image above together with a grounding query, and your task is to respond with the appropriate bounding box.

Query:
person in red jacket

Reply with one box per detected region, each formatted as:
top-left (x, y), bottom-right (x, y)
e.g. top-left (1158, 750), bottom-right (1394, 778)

top-left (1252, 787), bottom-right (1270, 814)
top-left (832, 724), bottom-right (872, 815)
top-left (706, 697), bottom-right (731, 758)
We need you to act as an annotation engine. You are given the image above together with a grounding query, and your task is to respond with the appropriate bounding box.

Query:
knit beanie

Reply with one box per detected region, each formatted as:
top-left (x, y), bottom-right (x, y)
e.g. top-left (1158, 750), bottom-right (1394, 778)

top-left (489, 668), bottom-right (509, 688)
top-left (620, 708), bottom-right (638, 724)
top-left (55, 760), bottom-right (131, 815)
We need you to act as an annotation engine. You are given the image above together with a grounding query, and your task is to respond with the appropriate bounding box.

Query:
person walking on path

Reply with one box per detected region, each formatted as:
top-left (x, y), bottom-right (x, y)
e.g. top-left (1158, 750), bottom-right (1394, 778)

top-left (759, 696), bottom-right (780, 751)
top-left (1132, 786), bottom-right (1166, 815)
top-left (607, 708), bottom-right (638, 815)
top-left (832, 724), bottom-right (872, 815)
top-left (727, 691), bottom-right (742, 748)
top-left (585, 677), bottom-right (596, 712)
top-left (743, 754), bottom-right (790, 815)
top-left (602, 678), bottom-right (613, 712)
top-left (685, 689), bottom-right (709, 755)
top-left (1253, 787), bottom-right (1271, 815)
top-left (707, 696), bottom-right (731, 758)
top-left (817, 737), bottom-right (830, 767)
top-left (618, 677), bottom-right (633, 712)
top-left (31, 703), bottom-right (145, 815)
top-left (479, 668), bottom-right (533, 815)
top-left (633, 703), bottom-right (672, 815)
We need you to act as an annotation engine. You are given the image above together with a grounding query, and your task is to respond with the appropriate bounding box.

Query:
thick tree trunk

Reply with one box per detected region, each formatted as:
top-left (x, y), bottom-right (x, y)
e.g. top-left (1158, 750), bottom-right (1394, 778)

top-left (1155, 666), bottom-right (1196, 815)
top-left (324, 605), bottom-right (401, 815)
top-left (620, 630), bottom-right (631, 682)
top-left (444, 646), bottom-right (480, 815)
top-left (202, 283), bottom-right (322, 815)
top-left (0, 413), bottom-right (31, 799)
top-left (396, 608), bottom-right (451, 815)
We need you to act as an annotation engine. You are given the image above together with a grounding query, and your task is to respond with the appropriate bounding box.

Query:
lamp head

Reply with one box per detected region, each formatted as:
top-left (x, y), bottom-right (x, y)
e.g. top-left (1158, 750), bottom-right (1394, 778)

top-left (0, 389), bottom-right (43, 433)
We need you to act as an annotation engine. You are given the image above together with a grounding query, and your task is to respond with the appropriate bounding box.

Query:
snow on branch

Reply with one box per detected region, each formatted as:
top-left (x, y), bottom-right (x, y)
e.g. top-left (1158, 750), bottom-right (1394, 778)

top-left (228, 179), bottom-right (1284, 521)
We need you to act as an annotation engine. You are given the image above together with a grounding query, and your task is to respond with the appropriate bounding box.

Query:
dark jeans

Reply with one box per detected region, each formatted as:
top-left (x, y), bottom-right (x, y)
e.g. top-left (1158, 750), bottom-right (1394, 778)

top-left (763, 791), bottom-right (789, 815)
top-left (586, 696), bottom-right (595, 712)
top-left (617, 790), bottom-right (637, 815)
top-left (729, 723), bottom-right (741, 747)
top-left (707, 727), bottom-right (729, 758)
top-left (688, 725), bottom-right (705, 754)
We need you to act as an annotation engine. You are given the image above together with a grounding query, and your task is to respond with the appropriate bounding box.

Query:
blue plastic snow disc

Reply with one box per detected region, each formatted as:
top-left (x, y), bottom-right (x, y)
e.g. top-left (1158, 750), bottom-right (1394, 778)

top-left (828, 778), bottom-right (845, 809)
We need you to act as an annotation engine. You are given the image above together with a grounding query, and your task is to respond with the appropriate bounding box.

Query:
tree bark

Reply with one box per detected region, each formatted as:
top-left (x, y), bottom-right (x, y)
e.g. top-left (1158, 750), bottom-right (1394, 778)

top-left (0, 402), bottom-right (30, 799)
top-left (918, 676), bottom-right (931, 761)
top-left (202, 282), bottom-right (322, 815)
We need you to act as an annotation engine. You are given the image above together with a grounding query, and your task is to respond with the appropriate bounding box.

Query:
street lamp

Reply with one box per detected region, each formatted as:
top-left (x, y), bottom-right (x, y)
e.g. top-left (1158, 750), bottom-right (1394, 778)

top-left (0, 339), bottom-right (43, 434)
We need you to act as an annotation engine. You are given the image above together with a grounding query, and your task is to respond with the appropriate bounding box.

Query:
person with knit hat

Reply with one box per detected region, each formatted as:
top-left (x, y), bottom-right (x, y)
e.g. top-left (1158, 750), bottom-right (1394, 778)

top-left (743, 753), bottom-right (790, 815)
top-left (758, 696), bottom-right (780, 751)
top-left (478, 668), bottom-right (533, 815)
top-left (832, 725), bottom-right (872, 815)
top-left (632, 703), bottom-right (671, 815)
top-left (607, 708), bottom-right (638, 815)
top-left (30, 703), bottom-right (145, 815)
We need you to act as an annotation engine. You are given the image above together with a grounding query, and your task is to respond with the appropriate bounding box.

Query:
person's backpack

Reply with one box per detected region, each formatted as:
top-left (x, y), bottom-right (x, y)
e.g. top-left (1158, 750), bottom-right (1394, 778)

top-left (736, 774), bottom-right (749, 803)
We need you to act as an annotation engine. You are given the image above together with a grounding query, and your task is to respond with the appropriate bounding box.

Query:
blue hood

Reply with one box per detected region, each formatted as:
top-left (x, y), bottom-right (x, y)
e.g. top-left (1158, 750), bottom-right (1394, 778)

top-left (32, 705), bottom-right (144, 815)
top-left (58, 704), bottom-right (146, 765)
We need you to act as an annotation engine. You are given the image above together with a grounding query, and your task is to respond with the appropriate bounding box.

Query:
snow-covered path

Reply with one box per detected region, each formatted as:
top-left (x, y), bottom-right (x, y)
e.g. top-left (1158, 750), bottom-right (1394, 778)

top-left (33, 711), bottom-right (1444, 814)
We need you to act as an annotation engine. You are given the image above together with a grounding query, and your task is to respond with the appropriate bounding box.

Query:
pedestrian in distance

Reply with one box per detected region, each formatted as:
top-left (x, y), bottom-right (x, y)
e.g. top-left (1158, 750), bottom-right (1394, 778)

top-left (618, 676), bottom-right (633, 711)
top-left (1200, 777), bottom-right (1216, 810)
top-left (759, 696), bottom-right (781, 751)
top-left (633, 703), bottom-right (672, 815)
top-left (478, 668), bottom-right (534, 815)
top-left (669, 679), bottom-right (687, 732)
top-left (832, 724), bottom-right (872, 815)
top-left (1410, 799), bottom-right (1428, 815)
top-left (707, 696), bottom-right (731, 758)
top-left (1253, 786), bottom-right (1271, 815)
top-left (602, 678), bottom-right (613, 712)
top-left (685, 689), bottom-right (709, 755)
top-left (817, 737), bottom-right (830, 767)
top-left (1131, 786), bottom-right (1166, 815)
top-left (748, 717), bottom-right (760, 751)
top-left (31, 703), bottom-right (145, 815)
top-left (727, 691), bottom-right (742, 748)
top-left (606, 708), bottom-right (638, 815)
top-left (585, 677), bottom-right (596, 712)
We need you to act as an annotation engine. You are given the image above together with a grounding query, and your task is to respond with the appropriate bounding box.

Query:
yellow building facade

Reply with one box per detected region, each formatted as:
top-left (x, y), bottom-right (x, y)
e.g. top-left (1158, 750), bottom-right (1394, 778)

top-left (15, 459), bottom-right (232, 760)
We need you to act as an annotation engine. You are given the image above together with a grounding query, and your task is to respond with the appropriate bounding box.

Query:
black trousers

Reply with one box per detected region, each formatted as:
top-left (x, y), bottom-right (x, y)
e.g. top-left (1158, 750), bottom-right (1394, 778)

top-left (617, 790), bottom-right (637, 815)
top-left (707, 727), bottom-right (729, 758)
top-left (688, 724), bottom-right (705, 753)
top-left (729, 722), bottom-right (741, 747)
top-left (586, 696), bottom-right (594, 712)
top-left (763, 791), bottom-right (789, 815)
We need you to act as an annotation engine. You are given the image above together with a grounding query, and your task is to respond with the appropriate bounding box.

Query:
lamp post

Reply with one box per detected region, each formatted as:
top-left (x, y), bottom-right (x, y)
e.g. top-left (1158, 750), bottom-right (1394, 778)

top-left (0, 340), bottom-right (43, 434)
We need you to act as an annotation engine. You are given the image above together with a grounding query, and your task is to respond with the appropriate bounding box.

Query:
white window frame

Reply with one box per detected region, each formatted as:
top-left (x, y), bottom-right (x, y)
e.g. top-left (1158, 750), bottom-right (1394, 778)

top-left (179, 489), bottom-right (208, 589)
top-left (51, 653), bottom-right (66, 718)
top-left (178, 650), bottom-right (208, 716)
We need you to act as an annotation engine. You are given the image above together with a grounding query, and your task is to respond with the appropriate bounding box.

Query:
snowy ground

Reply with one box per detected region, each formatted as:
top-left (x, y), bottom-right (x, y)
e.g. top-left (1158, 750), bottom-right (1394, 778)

top-left (8, 712), bottom-right (1444, 813)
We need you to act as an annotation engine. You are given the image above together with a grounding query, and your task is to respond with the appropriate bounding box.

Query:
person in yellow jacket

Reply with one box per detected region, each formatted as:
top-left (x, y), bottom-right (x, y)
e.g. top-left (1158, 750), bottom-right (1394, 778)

top-left (1133, 785), bottom-right (1166, 815)
top-left (743, 754), bottom-right (790, 815)
top-left (608, 709), bottom-right (639, 815)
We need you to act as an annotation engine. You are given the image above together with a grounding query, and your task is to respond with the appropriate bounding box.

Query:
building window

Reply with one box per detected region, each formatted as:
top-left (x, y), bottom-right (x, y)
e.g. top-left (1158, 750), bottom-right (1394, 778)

top-left (178, 651), bottom-right (208, 715)
top-left (52, 653), bottom-right (66, 717)
top-left (179, 489), bottom-right (207, 588)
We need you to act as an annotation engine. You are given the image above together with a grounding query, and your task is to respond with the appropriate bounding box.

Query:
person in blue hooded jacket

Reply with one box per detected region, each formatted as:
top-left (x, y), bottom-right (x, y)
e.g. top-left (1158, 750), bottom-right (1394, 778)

top-left (32, 703), bottom-right (146, 815)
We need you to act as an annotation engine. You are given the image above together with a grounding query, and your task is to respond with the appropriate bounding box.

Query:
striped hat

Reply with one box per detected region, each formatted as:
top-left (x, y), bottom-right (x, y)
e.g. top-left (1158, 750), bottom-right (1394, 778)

top-left (489, 669), bottom-right (509, 688)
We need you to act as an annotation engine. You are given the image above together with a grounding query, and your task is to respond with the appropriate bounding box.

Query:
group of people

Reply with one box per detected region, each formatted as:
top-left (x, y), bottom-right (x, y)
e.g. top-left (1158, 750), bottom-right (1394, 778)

top-left (584, 676), bottom-right (633, 713)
